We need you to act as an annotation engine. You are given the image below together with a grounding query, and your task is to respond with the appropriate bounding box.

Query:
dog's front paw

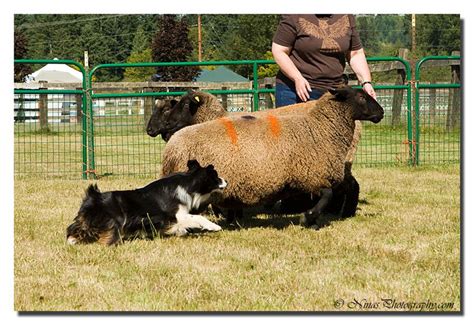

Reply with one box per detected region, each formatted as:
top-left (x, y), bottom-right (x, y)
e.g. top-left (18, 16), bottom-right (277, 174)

top-left (204, 223), bottom-right (222, 232)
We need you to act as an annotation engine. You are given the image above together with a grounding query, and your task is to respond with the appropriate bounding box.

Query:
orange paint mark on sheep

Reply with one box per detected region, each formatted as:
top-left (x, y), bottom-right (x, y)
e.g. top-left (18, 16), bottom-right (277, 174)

top-left (267, 114), bottom-right (281, 138)
top-left (219, 117), bottom-right (238, 145)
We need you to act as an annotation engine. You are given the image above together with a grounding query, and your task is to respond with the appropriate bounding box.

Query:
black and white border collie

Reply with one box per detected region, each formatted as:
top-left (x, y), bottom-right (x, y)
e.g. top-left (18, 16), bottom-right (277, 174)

top-left (66, 160), bottom-right (227, 245)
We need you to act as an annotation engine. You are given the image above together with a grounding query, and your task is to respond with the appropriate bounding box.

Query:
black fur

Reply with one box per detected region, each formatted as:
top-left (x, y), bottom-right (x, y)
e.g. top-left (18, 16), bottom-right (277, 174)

top-left (66, 160), bottom-right (224, 245)
top-left (146, 98), bottom-right (178, 138)
top-left (147, 90), bottom-right (201, 141)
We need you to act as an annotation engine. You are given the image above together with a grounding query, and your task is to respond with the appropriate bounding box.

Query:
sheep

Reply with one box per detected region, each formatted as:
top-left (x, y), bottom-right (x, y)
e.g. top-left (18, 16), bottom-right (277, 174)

top-left (147, 89), bottom-right (362, 170)
top-left (147, 90), bottom-right (363, 218)
top-left (161, 86), bottom-right (384, 228)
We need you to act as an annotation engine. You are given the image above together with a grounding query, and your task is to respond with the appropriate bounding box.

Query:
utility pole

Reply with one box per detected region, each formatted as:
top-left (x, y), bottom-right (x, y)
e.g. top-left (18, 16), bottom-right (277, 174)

top-left (411, 14), bottom-right (416, 55)
top-left (198, 14), bottom-right (202, 62)
top-left (84, 51), bottom-right (89, 69)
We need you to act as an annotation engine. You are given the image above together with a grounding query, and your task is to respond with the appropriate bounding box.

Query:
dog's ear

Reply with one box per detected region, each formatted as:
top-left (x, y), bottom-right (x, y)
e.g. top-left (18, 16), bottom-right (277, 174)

top-left (186, 159), bottom-right (201, 171)
top-left (206, 164), bottom-right (215, 171)
top-left (85, 184), bottom-right (101, 200)
top-left (170, 99), bottom-right (178, 107)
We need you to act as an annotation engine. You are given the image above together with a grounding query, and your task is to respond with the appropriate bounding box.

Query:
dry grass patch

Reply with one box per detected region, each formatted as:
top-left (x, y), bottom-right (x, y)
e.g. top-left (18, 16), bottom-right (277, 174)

top-left (14, 165), bottom-right (460, 311)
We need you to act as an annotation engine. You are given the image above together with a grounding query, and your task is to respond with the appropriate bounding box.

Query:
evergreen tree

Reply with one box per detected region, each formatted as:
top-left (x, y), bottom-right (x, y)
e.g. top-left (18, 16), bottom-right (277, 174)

top-left (124, 25), bottom-right (155, 81)
top-left (356, 15), bottom-right (380, 56)
top-left (203, 14), bottom-right (280, 78)
top-left (14, 28), bottom-right (32, 82)
top-left (151, 15), bottom-right (199, 81)
top-left (415, 14), bottom-right (461, 55)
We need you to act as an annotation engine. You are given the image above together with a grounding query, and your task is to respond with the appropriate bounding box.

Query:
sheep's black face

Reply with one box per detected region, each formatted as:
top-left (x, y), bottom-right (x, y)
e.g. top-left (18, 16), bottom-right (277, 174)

top-left (330, 87), bottom-right (384, 123)
top-left (353, 89), bottom-right (384, 123)
top-left (146, 99), bottom-right (178, 138)
top-left (159, 91), bottom-right (203, 141)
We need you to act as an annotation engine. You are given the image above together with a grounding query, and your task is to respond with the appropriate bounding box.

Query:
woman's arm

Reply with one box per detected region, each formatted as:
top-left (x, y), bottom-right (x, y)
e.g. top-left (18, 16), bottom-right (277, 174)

top-left (272, 42), bottom-right (312, 102)
top-left (347, 48), bottom-right (376, 99)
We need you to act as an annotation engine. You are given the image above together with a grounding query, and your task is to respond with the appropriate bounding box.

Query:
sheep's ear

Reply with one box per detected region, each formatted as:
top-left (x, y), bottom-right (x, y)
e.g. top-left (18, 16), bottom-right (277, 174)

top-left (185, 96), bottom-right (200, 116)
top-left (187, 159), bottom-right (201, 171)
top-left (190, 93), bottom-right (202, 105)
top-left (329, 87), bottom-right (354, 100)
top-left (154, 98), bottom-right (164, 107)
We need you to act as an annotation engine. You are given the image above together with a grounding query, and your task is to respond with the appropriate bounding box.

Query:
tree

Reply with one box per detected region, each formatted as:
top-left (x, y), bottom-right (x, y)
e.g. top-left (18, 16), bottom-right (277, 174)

top-left (151, 15), bottom-right (199, 81)
top-left (205, 15), bottom-right (280, 77)
top-left (257, 51), bottom-right (279, 78)
top-left (14, 28), bottom-right (32, 82)
top-left (356, 15), bottom-right (380, 56)
top-left (124, 25), bottom-right (155, 81)
top-left (415, 14), bottom-right (461, 55)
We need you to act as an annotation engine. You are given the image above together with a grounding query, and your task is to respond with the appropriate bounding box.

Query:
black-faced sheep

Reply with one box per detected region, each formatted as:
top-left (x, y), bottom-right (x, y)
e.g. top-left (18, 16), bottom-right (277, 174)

top-left (161, 87), bottom-right (384, 228)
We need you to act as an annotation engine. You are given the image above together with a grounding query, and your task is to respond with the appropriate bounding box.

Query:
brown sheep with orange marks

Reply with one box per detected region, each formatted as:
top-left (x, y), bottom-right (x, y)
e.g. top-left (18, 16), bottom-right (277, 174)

top-left (147, 90), bottom-right (362, 171)
top-left (161, 87), bottom-right (383, 228)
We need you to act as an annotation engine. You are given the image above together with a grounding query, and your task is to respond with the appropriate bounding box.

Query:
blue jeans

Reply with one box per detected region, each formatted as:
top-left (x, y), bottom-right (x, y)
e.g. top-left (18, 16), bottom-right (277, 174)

top-left (275, 82), bottom-right (324, 107)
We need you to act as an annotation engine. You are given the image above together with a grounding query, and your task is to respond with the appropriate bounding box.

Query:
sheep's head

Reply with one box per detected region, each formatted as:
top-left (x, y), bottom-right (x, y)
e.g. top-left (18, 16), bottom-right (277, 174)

top-left (146, 98), bottom-right (178, 139)
top-left (329, 86), bottom-right (384, 123)
top-left (147, 90), bottom-right (205, 141)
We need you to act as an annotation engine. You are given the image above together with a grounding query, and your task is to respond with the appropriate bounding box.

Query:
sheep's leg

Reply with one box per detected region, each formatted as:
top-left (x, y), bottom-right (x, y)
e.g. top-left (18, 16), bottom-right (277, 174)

top-left (302, 188), bottom-right (333, 229)
top-left (340, 174), bottom-right (360, 218)
top-left (225, 208), bottom-right (243, 224)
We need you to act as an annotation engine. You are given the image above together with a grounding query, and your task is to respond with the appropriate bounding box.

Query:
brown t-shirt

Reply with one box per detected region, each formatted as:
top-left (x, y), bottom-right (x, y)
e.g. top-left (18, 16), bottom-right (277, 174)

top-left (273, 14), bottom-right (362, 91)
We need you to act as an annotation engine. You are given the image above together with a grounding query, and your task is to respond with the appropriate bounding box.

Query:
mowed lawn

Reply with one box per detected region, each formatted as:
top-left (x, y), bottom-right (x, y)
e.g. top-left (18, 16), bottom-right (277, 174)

top-left (14, 165), bottom-right (461, 312)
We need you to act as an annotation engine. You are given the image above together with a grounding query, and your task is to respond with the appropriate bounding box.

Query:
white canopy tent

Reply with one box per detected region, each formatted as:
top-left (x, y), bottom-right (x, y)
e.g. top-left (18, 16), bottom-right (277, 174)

top-left (26, 58), bottom-right (83, 83)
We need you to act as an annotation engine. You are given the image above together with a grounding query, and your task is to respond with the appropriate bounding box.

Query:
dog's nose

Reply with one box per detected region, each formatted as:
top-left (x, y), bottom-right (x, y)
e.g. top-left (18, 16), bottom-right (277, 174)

top-left (218, 178), bottom-right (227, 189)
top-left (67, 236), bottom-right (78, 245)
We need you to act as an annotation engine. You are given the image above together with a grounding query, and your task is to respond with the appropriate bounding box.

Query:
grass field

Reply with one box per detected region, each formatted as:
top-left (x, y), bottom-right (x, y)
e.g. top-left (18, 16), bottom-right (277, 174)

top-left (14, 165), bottom-right (461, 312)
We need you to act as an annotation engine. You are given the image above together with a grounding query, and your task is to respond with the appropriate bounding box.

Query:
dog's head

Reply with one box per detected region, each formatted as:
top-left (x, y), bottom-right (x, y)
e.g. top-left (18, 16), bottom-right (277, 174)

top-left (66, 184), bottom-right (120, 245)
top-left (186, 159), bottom-right (227, 195)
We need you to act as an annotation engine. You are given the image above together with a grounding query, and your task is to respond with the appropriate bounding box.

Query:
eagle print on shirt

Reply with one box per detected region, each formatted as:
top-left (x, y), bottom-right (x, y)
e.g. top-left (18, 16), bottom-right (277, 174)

top-left (298, 15), bottom-right (350, 53)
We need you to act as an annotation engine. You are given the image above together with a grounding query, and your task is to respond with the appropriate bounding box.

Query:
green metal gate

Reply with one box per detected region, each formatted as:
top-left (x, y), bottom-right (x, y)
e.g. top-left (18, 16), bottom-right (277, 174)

top-left (415, 55), bottom-right (461, 165)
top-left (14, 59), bottom-right (89, 179)
top-left (354, 57), bottom-right (414, 166)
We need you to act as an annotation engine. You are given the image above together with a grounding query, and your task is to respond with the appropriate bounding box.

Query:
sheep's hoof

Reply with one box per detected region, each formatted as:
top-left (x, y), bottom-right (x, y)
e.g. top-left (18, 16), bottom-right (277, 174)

top-left (301, 211), bottom-right (316, 227)
top-left (311, 218), bottom-right (330, 230)
top-left (299, 213), bottom-right (309, 226)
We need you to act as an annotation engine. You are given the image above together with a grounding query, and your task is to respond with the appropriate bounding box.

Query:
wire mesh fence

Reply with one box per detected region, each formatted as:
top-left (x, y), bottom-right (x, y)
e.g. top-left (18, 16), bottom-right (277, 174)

top-left (416, 87), bottom-right (461, 164)
top-left (90, 96), bottom-right (166, 179)
top-left (14, 92), bottom-right (85, 179)
top-left (355, 88), bottom-right (412, 166)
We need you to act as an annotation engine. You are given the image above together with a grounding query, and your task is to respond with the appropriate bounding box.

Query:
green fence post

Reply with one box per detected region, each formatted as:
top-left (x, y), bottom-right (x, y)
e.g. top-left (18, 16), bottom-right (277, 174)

top-left (253, 61), bottom-right (259, 112)
top-left (86, 73), bottom-right (96, 179)
top-left (82, 88), bottom-right (88, 179)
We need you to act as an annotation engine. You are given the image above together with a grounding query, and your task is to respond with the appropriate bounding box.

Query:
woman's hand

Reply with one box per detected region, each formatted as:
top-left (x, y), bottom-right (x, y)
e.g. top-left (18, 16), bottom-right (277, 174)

top-left (295, 76), bottom-right (312, 102)
top-left (363, 82), bottom-right (377, 99)
top-left (273, 42), bottom-right (313, 102)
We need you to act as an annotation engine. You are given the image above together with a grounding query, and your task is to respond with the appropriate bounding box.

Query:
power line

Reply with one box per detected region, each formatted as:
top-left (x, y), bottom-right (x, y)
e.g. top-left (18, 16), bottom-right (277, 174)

top-left (16, 14), bottom-right (137, 29)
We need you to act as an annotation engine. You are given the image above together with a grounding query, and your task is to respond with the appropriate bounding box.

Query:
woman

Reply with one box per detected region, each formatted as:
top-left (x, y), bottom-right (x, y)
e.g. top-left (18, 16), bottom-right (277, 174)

top-left (272, 14), bottom-right (376, 106)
